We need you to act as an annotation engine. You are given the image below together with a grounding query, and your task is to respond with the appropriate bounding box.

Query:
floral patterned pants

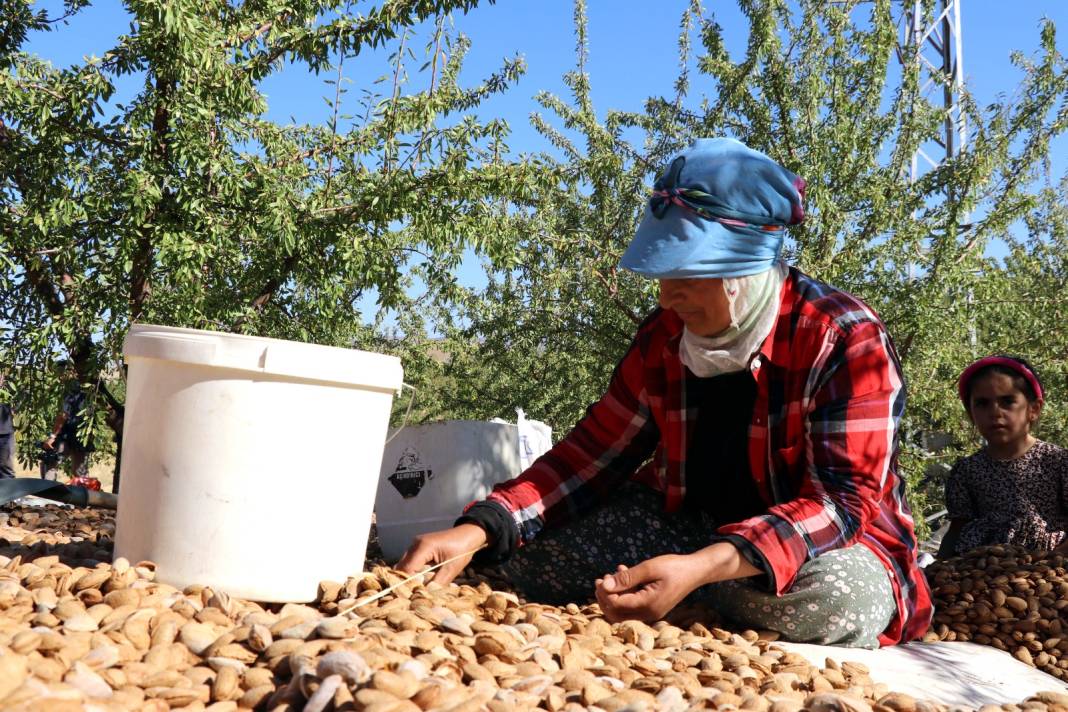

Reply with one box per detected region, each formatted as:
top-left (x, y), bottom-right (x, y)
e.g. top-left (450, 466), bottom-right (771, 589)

top-left (499, 482), bottom-right (895, 648)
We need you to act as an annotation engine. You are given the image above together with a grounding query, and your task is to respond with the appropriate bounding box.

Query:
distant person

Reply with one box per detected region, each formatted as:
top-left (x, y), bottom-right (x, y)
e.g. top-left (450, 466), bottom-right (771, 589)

top-left (0, 373), bottom-right (14, 479)
top-left (42, 361), bottom-right (96, 483)
top-left (938, 356), bottom-right (1068, 558)
top-left (106, 399), bottom-right (124, 493)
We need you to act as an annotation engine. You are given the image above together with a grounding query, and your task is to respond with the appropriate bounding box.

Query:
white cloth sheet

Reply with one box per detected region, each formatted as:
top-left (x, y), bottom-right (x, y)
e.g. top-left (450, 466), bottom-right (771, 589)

top-left (776, 641), bottom-right (1068, 708)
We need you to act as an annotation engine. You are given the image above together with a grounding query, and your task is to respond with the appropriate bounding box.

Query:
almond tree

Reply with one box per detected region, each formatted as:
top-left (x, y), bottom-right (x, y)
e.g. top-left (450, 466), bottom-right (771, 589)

top-left (0, 0), bottom-right (548, 467)
top-left (430, 0), bottom-right (1068, 529)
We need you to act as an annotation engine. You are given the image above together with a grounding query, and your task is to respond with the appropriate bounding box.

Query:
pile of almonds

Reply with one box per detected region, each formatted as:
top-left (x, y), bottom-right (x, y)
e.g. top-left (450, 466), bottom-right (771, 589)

top-left (3, 503), bottom-right (1068, 712)
top-left (925, 544), bottom-right (1068, 683)
top-left (0, 503), bottom-right (116, 559)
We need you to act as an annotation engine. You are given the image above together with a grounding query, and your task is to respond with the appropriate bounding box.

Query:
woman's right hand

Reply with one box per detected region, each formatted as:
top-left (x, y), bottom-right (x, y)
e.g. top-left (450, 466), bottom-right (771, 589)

top-left (395, 523), bottom-right (489, 585)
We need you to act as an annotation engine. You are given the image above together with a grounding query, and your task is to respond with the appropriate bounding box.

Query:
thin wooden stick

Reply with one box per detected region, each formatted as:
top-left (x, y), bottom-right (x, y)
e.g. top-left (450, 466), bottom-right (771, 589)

top-left (337, 544), bottom-right (487, 616)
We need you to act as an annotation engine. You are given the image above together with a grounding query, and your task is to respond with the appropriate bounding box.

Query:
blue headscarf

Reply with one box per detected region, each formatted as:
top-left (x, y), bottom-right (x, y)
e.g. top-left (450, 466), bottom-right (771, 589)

top-left (620, 138), bottom-right (806, 279)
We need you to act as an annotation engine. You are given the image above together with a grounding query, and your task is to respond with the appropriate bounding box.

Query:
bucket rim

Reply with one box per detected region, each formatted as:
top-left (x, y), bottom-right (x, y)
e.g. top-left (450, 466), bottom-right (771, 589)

top-left (123, 323), bottom-right (403, 391)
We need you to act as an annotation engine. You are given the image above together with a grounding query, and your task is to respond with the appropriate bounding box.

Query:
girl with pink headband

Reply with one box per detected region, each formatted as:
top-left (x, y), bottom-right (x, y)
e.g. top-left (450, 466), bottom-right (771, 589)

top-left (938, 355), bottom-right (1068, 558)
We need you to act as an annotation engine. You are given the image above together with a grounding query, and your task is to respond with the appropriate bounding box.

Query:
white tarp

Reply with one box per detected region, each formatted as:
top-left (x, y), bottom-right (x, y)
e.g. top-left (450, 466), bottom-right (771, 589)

top-left (776, 640), bottom-right (1068, 708)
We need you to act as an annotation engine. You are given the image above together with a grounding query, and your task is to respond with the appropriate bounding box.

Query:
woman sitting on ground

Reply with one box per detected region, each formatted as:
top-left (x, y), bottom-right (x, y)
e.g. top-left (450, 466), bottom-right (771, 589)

top-left (399, 137), bottom-right (932, 648)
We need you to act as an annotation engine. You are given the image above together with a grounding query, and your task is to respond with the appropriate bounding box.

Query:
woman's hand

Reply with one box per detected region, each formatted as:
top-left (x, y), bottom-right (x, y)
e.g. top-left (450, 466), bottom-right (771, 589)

top-left (595, 542), bottom-right (761, 622)
top-left (594, 555), bottom-right (705, 622)
top-left (395, 524), bottom-right (488, 585)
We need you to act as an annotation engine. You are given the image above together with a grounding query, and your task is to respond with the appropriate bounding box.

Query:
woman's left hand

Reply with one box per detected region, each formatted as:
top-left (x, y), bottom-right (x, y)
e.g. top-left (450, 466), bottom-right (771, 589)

top-left (594, 554), bottom-right (704, 622)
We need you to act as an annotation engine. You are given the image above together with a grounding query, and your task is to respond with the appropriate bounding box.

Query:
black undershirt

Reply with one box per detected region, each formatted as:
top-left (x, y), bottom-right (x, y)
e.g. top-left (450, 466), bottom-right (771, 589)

top-left (459, 369), bottom-right (772, 582)
top-left (683, 369), bottom-right (772, 584)
top-left (683, 369), bottom-right (765, 523)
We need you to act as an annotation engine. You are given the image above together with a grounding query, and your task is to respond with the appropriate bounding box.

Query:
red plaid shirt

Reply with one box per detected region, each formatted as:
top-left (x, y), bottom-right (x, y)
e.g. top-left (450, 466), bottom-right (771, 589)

top-left (481, 268), bottom-right (932, 646)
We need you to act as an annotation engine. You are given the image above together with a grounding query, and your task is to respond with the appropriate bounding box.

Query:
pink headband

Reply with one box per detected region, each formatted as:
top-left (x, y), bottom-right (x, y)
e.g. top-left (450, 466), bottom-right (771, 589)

top-left (957, 356), bottom-right (1044, 405)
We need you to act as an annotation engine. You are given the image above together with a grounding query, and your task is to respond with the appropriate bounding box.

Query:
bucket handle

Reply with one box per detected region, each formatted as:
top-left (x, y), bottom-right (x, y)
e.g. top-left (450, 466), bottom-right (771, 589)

top-left (385, 383), bottom-right (417, 444)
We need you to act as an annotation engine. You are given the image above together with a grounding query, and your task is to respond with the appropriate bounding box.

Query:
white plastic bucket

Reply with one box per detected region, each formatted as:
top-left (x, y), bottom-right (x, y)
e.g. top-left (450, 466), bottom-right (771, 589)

top-left (114, 324), bottom-right (402, 602)
top-left (375, 420), bottom-right (534, 562)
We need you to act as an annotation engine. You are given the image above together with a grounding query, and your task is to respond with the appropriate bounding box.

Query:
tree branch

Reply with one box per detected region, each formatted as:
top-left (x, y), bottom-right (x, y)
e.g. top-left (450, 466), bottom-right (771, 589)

top-left (227, 20), bottom-right (276, 48)
top-left (129, 73), bottom-right (175, 319)
top-left (383, 30), bottom-right (409, 173)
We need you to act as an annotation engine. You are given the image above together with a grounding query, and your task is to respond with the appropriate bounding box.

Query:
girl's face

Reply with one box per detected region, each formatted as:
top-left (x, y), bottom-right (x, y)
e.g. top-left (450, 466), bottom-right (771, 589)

top-left (658, 278), bottom-right (731, 337)
top-left (967, 372), bottom-right (1041, 448)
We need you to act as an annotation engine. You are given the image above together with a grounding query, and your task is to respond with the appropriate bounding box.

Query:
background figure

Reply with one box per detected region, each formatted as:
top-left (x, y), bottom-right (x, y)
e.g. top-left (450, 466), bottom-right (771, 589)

top-left (42, 363), bottom-right (96, 480)
top-left (938, 356), bottom-right (1068, 558)
top-left (0, 373), bottom-right (14, 479)
top-left (38, 438), bottom-right (62, 481)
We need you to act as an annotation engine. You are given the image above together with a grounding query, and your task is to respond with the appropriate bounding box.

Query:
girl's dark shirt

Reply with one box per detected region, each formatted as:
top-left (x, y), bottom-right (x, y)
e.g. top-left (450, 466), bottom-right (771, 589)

top-left (945, 440), bottom-right (1068, 554)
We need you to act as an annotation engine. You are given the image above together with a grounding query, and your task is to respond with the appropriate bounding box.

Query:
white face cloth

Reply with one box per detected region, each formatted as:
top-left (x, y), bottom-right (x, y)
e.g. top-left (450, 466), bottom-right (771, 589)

top-left (678, 261), bottom-right (788, 378)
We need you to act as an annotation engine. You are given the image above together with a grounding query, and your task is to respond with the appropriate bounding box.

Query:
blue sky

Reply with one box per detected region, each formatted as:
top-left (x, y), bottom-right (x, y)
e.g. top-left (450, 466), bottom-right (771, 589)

top-left (28, 2), bottom-right (1068, 149)
top-left (18, 0), bottom-right (1068, 321)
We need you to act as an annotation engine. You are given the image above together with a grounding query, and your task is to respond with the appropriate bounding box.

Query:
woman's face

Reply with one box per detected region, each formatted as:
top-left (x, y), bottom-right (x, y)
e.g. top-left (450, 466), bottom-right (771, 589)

top-left (967, 372), bottom-right (1041, 448)
top-left (658, 278), bottom-right (732, 337)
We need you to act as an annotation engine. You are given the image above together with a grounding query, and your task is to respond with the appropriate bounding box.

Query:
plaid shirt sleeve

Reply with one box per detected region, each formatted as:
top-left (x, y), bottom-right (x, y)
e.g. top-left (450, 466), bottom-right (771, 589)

top-left (475, 323), bottom-right (662, 546)
top-left (718, 319), bottom-right (906, 594)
